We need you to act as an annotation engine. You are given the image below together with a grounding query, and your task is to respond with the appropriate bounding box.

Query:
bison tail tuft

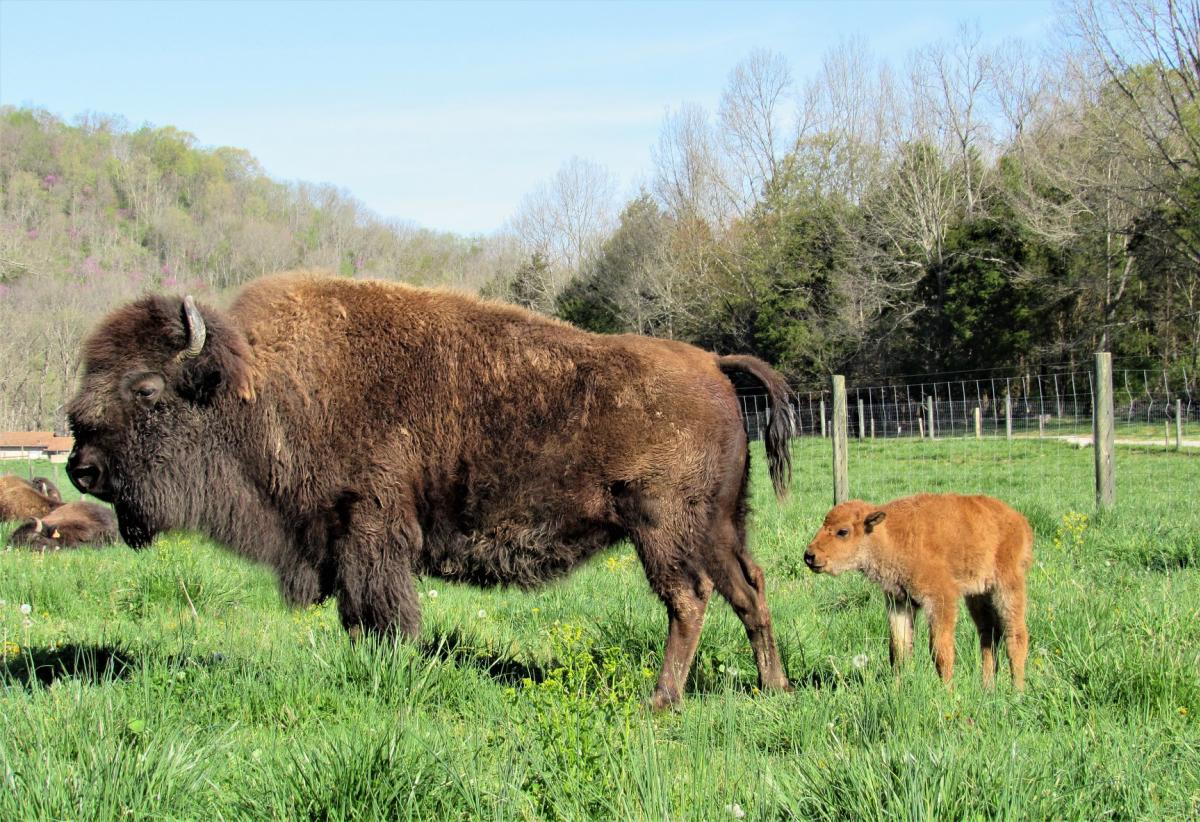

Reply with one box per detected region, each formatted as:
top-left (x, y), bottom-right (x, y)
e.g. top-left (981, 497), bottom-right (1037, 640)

top-left (718, 355), bottom-right (794, 499)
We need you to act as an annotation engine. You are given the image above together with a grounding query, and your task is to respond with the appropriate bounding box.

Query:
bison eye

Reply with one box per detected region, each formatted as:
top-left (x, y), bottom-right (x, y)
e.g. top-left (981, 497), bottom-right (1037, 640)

top-left (836, 528), bottom-right (849, 538)
top-left (127, 373), bottom-right (165, 406)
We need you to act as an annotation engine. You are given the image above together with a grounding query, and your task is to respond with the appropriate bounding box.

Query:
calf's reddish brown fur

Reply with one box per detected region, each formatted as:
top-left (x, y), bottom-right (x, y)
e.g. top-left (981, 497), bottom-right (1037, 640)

top-left (65, 271), bottom-right (796, 707)
top-left (9, 502), bottom-right (118, 550)
top-left (805, 493), bottom-right (1033, 688)
top-left (0, 475), bottom-right (61, 521)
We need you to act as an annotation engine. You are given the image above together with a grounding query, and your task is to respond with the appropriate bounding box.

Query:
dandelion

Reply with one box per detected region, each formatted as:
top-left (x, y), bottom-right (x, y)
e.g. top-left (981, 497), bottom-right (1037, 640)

top-left (1181, 707), bottom-right (1189, 717)
top-left (531, 607), bottom-right (540, 614)
top-left (477, 609), bottom-right (487, 619)
top-left (427, 590), bottom-right (438, 599)
top-left (19, 604), bottom-right (31, 616)
top-left (726, 803), bottom-right (746, 819)
top-left (853, 653), bottom-right (869, 670)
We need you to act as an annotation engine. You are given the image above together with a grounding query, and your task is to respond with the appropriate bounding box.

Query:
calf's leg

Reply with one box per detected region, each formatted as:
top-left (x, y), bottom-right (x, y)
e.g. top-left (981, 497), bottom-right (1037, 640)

top-left (994, 582), bottom-right (1029, 689)
top-left (925, 594), bottom-right (958, 684)
top-left (885, 592), bottom-right (916, 668)
top-left (966, 594), bottom-right (1001, 688)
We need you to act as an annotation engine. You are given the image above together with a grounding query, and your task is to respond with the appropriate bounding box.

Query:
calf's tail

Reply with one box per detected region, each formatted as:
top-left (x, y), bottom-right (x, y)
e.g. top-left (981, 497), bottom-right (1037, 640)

top-left (718, 355), bottom-right (794, 499)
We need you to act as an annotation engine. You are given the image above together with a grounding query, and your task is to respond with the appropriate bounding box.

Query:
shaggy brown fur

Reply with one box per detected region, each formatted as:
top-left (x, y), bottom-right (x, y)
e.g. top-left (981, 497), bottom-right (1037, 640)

top-left (0, 475), bottom-right (61, 521)
top-left (805, 493), bottom-right (1033, 688)
top-left (66, 271), bottom-right (796, 707)
top-left (8, 502), bottom-right (118, 550)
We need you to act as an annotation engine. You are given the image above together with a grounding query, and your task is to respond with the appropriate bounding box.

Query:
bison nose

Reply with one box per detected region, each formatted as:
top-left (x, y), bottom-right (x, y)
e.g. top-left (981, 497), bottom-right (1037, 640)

top-left (68, 449), bottom-right (109, 497)
top-left (803, 551), bottom-right (816, 567)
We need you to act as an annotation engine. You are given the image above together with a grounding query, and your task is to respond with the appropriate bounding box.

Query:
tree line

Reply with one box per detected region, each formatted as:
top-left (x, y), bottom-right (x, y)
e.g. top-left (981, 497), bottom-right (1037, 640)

top-left (1, 0), bottom-right (1196, 432)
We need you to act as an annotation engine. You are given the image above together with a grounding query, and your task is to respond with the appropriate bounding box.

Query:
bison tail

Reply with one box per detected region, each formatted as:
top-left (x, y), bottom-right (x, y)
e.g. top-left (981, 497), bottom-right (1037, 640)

top-left (718, 355), bottom-right (794, 499)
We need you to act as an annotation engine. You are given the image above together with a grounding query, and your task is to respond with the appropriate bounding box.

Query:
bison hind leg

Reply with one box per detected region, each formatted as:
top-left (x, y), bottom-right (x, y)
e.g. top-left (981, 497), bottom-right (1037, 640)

top-left (705, 519), bottom-right (790, 694)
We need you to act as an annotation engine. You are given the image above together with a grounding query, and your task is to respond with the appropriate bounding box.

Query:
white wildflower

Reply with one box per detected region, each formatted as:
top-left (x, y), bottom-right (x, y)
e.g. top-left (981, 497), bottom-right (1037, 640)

top-left (477, 609), bottom-right (487, 619)
top-left (19, 603), bottom-right (31, 616)
top-left (427, 590), bottom-right (438, 599)
top-left (726, 803), bottom-right (746, 819)
top-left (853, 653), bottom-right (869, 670)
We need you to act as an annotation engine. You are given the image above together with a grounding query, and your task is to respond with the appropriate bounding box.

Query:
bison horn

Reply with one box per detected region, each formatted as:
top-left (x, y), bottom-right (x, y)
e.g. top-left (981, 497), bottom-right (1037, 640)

top-left (181, 295), bottom-right (207, 359)
top-left (33, 517), bottom-right (43, 533)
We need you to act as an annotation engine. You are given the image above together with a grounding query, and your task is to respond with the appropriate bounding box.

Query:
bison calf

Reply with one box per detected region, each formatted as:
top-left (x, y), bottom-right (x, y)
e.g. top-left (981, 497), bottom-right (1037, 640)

top-left (805, 493), bottom-right (1032, 688)
top-left (8, 501), bottom-right (118, 550)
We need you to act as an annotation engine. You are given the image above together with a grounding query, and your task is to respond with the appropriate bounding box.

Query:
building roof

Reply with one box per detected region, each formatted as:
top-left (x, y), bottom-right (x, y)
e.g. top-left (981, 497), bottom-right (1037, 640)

top-left (0, 432), bottom-right (74, 452)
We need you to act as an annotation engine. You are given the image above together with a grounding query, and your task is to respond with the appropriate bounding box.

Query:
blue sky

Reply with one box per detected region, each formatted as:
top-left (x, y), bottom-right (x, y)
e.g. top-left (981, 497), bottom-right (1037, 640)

top-left (0, 0), bottom-right (1056, 234)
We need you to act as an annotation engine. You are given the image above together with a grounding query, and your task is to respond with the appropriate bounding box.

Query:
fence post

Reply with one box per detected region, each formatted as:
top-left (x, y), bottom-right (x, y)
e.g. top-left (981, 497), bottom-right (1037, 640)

top-left (870, 417), bottom-right (876, 439)
top-left (832, 375), bottom-right (849, 505)
top-left (974, 406), bottom-right (982, 439)
top-left (1005, 392), bottom-right (1013, 440)
top-left (819, 398), bottom-right (827, 438)
top-left (1094, 352), bottom-right (1115, 510)
top-left (926, 396), bottom-right (935, 440)
top-left (857, 398), bottom-right (865, 441)
top-left (1176, 398), bottom-right (1183, 450)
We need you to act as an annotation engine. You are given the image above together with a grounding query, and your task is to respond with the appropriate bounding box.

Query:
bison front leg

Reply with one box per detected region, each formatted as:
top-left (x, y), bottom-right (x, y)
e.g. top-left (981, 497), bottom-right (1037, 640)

top-left (335, 512), bottom-right (422, 640)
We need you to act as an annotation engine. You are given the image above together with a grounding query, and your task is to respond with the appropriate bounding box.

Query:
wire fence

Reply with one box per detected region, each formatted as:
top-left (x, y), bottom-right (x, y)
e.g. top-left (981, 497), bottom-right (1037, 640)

top-left (738, 361), bottom-right (1197, 514)
top-left (740, 366), bottom-right (1198, 444)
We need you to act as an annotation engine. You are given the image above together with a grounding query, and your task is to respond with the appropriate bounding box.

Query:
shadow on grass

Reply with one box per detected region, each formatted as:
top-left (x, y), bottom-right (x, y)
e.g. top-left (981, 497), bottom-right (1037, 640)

top-left (2, 643), bottom-right (135, 688)
top-left (421, 629), bottom-right (547, 686)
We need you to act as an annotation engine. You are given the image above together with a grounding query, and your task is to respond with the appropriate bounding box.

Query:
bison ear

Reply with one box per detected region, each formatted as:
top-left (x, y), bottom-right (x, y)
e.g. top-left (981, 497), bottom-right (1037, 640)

top-left (173, 297), bottom-right (256, 406)
top-left (864, 511), bottom-right (886, 533)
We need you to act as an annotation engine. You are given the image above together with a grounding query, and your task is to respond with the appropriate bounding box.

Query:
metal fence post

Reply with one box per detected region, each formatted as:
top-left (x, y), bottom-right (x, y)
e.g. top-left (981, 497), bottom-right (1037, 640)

top-left (832, 375), bottom-right (849, 505)
top-left (857, 398), bottom-right (865, 441)
top-left (1094, 352), bottom-right (1116, 510)
top-left (1005, 392), bottom-right (1012, 440)
top-left (819, 398), bottom-right (827, 438)
top-left (926, 395), bottom-right (935, 440)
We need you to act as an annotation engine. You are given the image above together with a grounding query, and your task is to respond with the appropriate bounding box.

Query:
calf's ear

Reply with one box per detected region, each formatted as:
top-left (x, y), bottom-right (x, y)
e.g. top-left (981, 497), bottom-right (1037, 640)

top-left (864, 511), bottom-right (886, 533)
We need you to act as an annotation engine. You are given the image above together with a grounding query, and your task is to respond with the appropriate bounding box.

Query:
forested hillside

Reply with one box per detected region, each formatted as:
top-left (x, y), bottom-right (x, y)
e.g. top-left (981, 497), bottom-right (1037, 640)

top-left (1, 1), bottom-right (1197, 433)
top-left (0, 108), bottom-right (520, 430)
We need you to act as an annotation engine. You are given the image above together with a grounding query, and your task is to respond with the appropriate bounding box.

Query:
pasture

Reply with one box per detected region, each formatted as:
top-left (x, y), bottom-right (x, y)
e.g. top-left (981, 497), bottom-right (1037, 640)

top-left (2, 440), bottom-right (1198, 820)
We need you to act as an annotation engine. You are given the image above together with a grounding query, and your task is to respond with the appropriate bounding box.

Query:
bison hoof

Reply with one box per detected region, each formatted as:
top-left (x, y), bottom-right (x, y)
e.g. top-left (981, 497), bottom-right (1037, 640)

top-left (646, 687), bottom-right (681, 711)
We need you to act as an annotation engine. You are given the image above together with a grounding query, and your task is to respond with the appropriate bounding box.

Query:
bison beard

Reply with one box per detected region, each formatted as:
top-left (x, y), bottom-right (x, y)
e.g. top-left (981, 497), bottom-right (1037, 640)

top-left (66, 272), bottom-right (795, 707)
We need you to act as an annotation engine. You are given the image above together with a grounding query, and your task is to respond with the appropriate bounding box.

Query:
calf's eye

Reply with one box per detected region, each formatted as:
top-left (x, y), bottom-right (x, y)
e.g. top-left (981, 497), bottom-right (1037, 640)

top-left (836, 528), bottom-right (849, 538)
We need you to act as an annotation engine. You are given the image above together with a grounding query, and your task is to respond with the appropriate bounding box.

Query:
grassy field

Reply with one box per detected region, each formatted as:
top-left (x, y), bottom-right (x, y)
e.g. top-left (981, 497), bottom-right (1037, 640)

top-left (1, 441), bottom-right (1198, 820)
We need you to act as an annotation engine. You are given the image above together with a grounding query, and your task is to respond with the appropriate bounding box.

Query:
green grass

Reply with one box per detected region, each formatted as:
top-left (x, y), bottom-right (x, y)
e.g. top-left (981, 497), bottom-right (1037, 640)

top-left (2, 442), bottom-right (1198, 820)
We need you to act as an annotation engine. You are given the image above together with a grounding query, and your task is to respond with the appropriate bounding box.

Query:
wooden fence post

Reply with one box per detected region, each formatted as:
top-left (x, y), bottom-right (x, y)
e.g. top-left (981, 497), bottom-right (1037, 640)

top-left (1094, 352), bottom-right (1115, 510)
top-left (832, 375), bottom-right (849, 505)
top-left (819, 398), bottom-right (826, 438)
top-left (974, 406), bottom-right (982, 439)
top-left (1176, 398), bottom-right (1183, 451)
top-left (857, 398), bottom-right (865, 441)
top-left (926, 395), bottom-right (935, 440)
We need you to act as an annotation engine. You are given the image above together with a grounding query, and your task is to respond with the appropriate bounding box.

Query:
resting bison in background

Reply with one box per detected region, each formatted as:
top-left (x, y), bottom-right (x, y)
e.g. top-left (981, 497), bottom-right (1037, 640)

top-left (67, 271), bottom-right (795, 707)
top-left (0, 475), bottom-right (61, 521)
top-left (9, 501), bottom-right (118, 550)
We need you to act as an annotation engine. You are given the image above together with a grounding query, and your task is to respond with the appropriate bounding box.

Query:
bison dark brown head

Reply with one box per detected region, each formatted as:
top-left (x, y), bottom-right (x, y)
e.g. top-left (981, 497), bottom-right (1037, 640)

top-left (67, 294), bottom-right (254, 548)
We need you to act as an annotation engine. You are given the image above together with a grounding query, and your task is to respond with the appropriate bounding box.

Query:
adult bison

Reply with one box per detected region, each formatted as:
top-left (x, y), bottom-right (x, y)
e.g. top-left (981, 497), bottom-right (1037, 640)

top-left (67, 272), bottom-right (795, 707)
top-left (9, 501), bottom-right (118, 550)
top-left (0, 475), bottom-right (60, 521)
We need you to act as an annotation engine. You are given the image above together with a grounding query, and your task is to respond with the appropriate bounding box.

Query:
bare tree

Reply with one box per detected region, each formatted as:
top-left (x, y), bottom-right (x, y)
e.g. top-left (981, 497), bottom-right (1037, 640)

top-left (508, 156), bottom-right (618, 278)
top-left (718, 49), bottom-right (795, 211)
